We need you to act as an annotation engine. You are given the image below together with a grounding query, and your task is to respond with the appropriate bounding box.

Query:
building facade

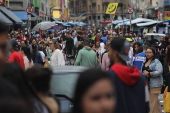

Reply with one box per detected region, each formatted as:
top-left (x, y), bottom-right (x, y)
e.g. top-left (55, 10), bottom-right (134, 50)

top-left (87, 0), bottom-right (129, 26)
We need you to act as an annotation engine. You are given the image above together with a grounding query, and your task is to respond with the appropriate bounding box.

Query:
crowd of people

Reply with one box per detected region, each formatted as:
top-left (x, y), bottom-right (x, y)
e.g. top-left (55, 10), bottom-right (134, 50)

top-left (0, 19), bottom-right (170, 113)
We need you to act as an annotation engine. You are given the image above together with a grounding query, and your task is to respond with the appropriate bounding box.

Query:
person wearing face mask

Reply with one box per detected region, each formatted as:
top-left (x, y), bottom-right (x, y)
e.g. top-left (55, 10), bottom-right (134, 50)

top-left (72, 68), bottom-right (116, 113)
top-left (142, 47), bottom-right (163, 113)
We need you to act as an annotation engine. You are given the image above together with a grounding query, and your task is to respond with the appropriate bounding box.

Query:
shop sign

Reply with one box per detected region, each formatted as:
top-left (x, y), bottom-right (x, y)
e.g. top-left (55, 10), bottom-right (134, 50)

top-left (164, 12), bottom-right (170, 20)
top-left (165, 0), bottom-right (170, 6)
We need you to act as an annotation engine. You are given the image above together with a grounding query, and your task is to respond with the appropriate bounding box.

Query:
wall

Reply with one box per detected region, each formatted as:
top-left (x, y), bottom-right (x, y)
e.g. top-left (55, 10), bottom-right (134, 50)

top-left (9, 0), bottom-right (28, 10)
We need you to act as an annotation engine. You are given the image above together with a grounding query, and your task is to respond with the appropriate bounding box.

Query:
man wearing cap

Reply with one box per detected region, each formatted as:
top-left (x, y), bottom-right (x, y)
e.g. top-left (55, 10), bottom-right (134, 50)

top-left (8, 39), bottom-right (25, 69)
top-left (108, 37), bottom-right (149, 113)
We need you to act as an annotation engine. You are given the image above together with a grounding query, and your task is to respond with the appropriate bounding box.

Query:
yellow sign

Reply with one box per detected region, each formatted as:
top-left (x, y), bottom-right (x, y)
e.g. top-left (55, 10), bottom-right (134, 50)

top-left (106, 3), bottom-right (118, 14)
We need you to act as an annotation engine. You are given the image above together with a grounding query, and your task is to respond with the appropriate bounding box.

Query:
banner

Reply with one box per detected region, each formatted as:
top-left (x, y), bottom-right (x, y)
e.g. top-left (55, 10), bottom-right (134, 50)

top-left (106, 3), bottom-right (118, 14)
top-left (164, 12), bottom-right (170, 20)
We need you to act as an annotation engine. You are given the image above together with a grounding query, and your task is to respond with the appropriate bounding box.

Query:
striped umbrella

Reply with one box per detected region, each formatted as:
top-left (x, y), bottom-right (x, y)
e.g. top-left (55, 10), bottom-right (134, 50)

top-left (32, 21), bottom-right (56, 31)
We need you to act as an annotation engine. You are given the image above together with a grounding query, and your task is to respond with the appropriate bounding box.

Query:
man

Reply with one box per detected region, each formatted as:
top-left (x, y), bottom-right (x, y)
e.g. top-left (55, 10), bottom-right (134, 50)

top-left (108, 37), bottom-right (149, 113)
top-left (149, 35), bottom-right (158, 45)
top-left (101, 41), bottom-right (111, 71)
top-left (158, 37), bottom-right (167, 54)
top-left (75, 39), bottom-right (98, 67)
top-left (101, 34), bottom-right (108, 43)
top-left (134, 45), bottom-right (148, 70)
top-left (99, 39), bottom-right (105, 54)
top-left (71, 33), bottom-right (78, 45)
top-left (8, 39), bottom-right (25, 69)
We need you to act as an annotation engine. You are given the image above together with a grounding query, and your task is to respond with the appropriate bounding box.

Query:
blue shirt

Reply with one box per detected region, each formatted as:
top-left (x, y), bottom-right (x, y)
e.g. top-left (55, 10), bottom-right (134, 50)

top-left (101, 37), bottom-right (108, 43)
top-left (72, 37), bottom-right (78, 45)
top-left (133, 52), bottom-right (146, 71)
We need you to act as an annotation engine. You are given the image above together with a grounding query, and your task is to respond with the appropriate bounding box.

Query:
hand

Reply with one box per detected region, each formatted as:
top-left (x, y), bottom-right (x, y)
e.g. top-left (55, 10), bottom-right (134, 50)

top-left (143, 71), bottom-right (149, 76)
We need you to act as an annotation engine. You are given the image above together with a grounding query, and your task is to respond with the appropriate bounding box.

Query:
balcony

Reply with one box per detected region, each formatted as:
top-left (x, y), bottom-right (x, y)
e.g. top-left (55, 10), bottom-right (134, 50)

top-left (103, 0), bottom-right (110, 3)
top-left (91, 10), bottom-right (96, 14)
top-left (91, 0), bottom-right (96, 4)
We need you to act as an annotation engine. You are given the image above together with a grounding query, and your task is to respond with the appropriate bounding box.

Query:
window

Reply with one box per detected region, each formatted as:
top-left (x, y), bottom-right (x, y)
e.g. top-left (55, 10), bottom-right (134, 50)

top-left (89, 16), bottom-right (91, 20)
top-left (98, 5), bottom-right (100, 11)
top-left (89, 5), bottom-right (91, 11)
top-left (98, 16), bottom-right (100, 19)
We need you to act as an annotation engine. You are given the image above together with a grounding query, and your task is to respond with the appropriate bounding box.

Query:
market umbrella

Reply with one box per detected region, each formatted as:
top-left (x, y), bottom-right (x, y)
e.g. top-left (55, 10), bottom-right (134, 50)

top-left (32, 21), bottom-right (56, 31)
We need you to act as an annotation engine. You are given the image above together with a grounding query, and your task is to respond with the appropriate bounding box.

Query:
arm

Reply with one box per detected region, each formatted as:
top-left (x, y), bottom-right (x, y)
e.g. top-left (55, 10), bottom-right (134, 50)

top-left (8, 54), bottom-right (15, 62)
top-left (101, 53), bottom-right (107, 71)
top-left (150, 59), bottom-right (163, 77)
top-left (74, 51), bottom-right (82, 66)
top-left (57, 52), bottom-right (65, 66)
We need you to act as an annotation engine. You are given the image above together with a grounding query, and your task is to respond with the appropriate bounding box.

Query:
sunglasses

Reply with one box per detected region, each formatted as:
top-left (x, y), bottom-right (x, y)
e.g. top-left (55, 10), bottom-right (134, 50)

top-left (49, 43), bottom-right (53, 45)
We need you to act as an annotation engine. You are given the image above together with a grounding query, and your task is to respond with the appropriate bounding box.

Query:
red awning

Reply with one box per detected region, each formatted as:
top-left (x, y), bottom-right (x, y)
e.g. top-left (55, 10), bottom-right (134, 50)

top-left (100, 20), bottom-right (111, 23)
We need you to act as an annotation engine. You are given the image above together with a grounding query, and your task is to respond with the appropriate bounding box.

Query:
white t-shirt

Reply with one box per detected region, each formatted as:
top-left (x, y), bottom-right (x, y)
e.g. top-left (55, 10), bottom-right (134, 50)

top-left (100, 42), bottom-right (105, 54)
top-left (50, 49), bottom-right (65, 66)
top-left (39, 51), bottom-right (45, 62)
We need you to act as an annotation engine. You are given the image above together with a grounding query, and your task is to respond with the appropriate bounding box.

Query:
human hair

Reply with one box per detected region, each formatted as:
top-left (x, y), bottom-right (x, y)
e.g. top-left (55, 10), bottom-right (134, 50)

top-left (138, 46), bottom-right (143, 53)
top-left (38, 45), bottom-right (43, 51)
top-left (83, 39), bottom-right (90, 46)
top-left (72, 68), bottom-right (112, 113)
top-left (0, 21), bottom-right (8, 34)
top-left (145, 47), bottom-right (156, 62)
top-left (133, 42), bottom-right (141, 55)
top-left (77, 36), bottom-right (83, 41)
top-left (143, 45), bottom-right (149, 51)
top-left (25, 66), bottom-right (52, 94)
top-left (21, 46), bottom-right (32, 62)
top-left (165, 45), bottom-right (170, 65)
top-left (32, 44), bottom-right (38, 62)
top-left (52, 39), bottom-right (60, 49)
top-left (1, 63), bottom-right (34, 100)
top-left (65, 38), bottom-right (74, 52)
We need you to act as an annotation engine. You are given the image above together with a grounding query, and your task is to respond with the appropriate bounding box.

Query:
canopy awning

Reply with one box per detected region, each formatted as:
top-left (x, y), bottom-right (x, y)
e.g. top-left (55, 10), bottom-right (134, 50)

top-left (136, 21), bottom-right (163, 26)
top-left (0, 6), bottom-right (23, 24)
top-left (112, 19), bottom-right (130, 25)
top-left (125, 18), bottom-right (154, 25)
top-left (13, 11), bottom-right (38, 21)
top-left (0, 12), bottom-right (13, 25)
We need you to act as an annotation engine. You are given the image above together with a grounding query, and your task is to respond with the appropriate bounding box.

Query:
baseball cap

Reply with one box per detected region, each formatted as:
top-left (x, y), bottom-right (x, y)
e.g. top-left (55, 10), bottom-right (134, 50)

top-left (9, 39), bottom-right (19, 51)
top-left (110, 37), bottom-right (130, 61)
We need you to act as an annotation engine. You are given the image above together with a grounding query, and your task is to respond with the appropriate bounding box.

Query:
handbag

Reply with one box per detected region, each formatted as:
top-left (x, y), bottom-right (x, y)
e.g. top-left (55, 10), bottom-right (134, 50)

top-left (164, 86), bottom-right (170, 112)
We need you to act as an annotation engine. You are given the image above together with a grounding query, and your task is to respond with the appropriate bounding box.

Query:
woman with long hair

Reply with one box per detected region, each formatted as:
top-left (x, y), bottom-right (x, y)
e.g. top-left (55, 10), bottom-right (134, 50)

top-left (163, 45), bottom-right (170, 90)
top-left (1, 63), bottom-right (50, 113)
top-left (20, 46), bottom-right (34, 70)
top-left (142, 47), bottom-right (163, 113)
top-left (72, 68), bottom-right (116, 113)
top-left (63, 38), bottom-right (76, 65)
top-left (26, 66), bottom-right (59, 113)
top-left (50, 39), bottom-right (65, 66)
top-left (133, 42), bottom-right (141, 56)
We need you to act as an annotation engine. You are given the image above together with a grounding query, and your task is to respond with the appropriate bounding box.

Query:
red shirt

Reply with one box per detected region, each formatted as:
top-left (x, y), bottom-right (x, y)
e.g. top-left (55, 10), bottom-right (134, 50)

top-left (95, 37), bottom-right (101, 42)
top-left (8, 51), bottom-right (25, 69)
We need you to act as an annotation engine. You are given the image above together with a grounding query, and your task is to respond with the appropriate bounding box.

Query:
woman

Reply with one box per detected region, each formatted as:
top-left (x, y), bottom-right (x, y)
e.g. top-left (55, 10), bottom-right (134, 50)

top-left (72, 68), bottom-right (116, 113)
top-left (21, 46), bottom-right (34, 70)
top-left (133, 42), bottom-right (141, 56)
top-left (26, 66), bottom-right (59, 113)
top-left (63, 38), bottom-right (76, 65)
top-left (95, 41), bottom-right (102, 56)
top-left (50, 39), bottom-right (65, 66)
top-left (163, 45), bottom-right (170, 90)
top-left (1, 63), bottom-right (50, 113)
top-left (142, 47), bottom-right (163, 113)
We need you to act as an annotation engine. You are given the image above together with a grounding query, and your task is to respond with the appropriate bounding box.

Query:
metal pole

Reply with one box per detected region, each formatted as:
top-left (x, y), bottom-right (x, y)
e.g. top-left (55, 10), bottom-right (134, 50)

top-left (130, 13), bottom-right (131, 31)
